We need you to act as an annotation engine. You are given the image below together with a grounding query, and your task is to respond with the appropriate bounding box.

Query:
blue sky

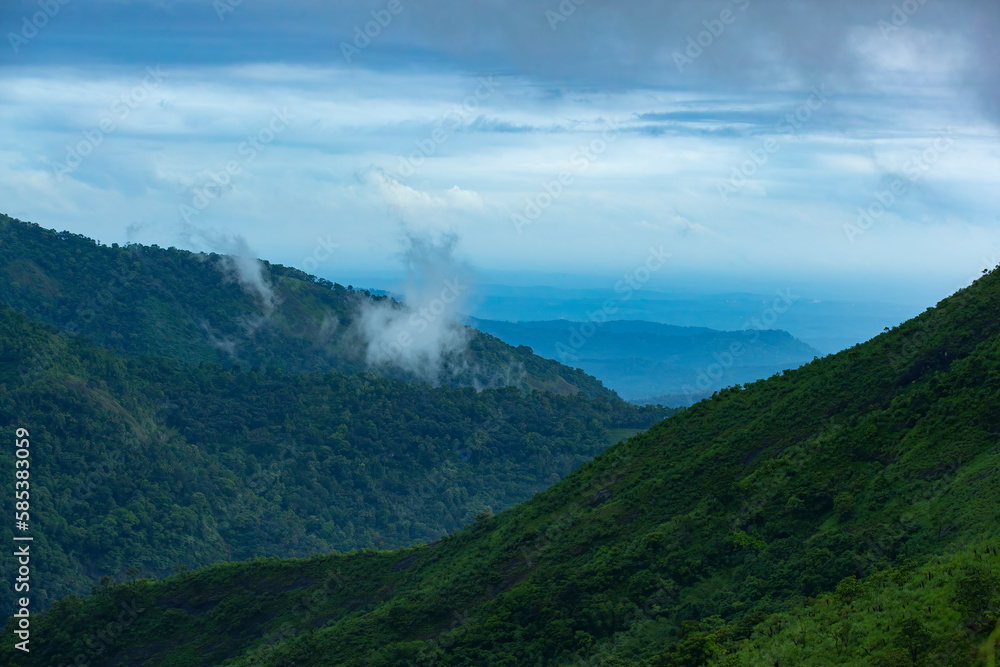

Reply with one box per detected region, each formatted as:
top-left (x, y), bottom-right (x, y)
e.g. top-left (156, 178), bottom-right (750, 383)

top-left (1, 0), bottom-right (998, 305)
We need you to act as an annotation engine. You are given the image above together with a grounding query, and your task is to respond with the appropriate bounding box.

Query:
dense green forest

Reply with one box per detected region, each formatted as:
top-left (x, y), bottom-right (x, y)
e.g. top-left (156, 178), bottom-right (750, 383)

top-left (0, 214), bottom-right (613, 398)
top-left (8, 265), bottom-right (999, 663)
top-left (0, 304), bottom-right (670, 614)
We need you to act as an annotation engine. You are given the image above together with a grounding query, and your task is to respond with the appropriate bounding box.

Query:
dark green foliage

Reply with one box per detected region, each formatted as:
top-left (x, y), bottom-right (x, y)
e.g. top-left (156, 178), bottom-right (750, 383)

top-left (5, 220), bottom-right (1000, 664)
top-left (736, 545), bottom-right (1000, 665)
top-left (0, 303), bottom-right (669, 615)
top-left (0, 214), bottom-right (615, 398)
top-left (651, 620), bottom-right (725, 665)
top-left (955, 567), bottom-right (1000, 626)
top-left (893, 618), bottom-right (935, 665)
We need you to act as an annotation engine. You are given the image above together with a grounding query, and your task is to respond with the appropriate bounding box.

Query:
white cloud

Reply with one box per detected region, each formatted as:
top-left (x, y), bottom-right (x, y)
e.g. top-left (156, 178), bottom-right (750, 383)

top-left (0, 56), bottom-right (996, 302)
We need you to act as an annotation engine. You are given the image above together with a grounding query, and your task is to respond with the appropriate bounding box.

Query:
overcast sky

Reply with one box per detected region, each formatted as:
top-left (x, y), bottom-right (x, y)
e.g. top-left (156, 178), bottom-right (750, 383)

top-left (1, 0), bottom-right (998, 304)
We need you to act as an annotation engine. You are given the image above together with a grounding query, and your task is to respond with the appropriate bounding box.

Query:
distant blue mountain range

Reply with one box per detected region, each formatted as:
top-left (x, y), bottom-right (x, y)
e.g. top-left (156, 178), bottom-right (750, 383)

top-left (468, 317), bottom-right (822, 405)
top-left (460, 284), bottom-right (923, 356)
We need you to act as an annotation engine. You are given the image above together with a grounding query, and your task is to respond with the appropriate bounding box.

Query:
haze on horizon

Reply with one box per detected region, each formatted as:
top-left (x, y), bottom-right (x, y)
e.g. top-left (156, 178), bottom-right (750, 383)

top-left (1, 0), bottom-right (998, 307)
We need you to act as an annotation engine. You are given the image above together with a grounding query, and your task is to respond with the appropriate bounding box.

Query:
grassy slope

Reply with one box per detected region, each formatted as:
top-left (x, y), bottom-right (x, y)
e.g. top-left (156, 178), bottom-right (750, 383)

top-left (0, 304), bottom-right (669, 616)
top-left (10, 269), bottom-right (999, 664)
top-left (714, 541), bottom-right (1000, 665)
top-left (0, 214), bottom-right (614, 399)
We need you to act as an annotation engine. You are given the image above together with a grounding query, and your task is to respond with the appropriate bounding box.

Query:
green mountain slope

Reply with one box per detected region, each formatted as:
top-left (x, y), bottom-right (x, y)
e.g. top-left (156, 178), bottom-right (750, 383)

top-left (0, 214), bottom-right (612, 399)
top-left (718, 543), bottom-right (1000, 665)
top-left (10, 268), bottom-right (999, 664)
top-left (0, 304), bottom-right (669, 615)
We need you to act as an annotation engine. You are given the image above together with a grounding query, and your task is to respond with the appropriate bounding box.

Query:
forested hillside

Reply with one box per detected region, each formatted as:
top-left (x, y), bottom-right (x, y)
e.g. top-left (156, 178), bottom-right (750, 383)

top-left (0, 304), bottom-right (670, 614)
top-left (0, 214), bottom-right (613, 399)
top-left (11, 265), bottom-right (999, 663)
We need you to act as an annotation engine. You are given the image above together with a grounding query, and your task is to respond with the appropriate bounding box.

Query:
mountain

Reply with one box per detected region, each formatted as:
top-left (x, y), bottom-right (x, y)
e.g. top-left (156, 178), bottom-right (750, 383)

top-left (0, 302), bottom-right (670, 615)
top-left (12, 266), bottom-right (1000, 664)
top-left (469, 318), bottom-right (821, 404)
top-left (465, 283), bottom-right (923, 355)
top-left (0, 214), bottom-right (612, 399)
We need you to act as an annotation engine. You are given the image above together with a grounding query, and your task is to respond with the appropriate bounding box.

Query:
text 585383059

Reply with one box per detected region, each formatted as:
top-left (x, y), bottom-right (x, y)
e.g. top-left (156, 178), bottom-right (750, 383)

top-left (13, 427), bottom-right (33, 653)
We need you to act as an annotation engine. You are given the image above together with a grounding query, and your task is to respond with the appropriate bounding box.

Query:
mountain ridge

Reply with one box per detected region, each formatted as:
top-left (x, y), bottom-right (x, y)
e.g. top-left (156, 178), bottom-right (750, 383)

top-left (0, 299), bottom-right (670, 615)
top-left (469, 316), bottom-right (821, 404)
top-left (0, 214), bottom-right (614, 400)
top-left (10, 262), bottom-right (999, 664)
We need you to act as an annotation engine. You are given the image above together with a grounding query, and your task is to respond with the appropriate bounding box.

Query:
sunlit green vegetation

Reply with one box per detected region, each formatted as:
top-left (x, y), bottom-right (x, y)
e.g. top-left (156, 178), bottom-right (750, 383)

top-left (0, 303), bottom-right (668, 614)
top-left (7, 257), bottom-right (999, 663)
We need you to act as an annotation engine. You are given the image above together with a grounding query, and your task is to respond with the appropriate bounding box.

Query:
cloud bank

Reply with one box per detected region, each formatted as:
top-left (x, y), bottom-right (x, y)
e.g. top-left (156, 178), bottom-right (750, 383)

top-left (1, 0), bottom-right (998, 304)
